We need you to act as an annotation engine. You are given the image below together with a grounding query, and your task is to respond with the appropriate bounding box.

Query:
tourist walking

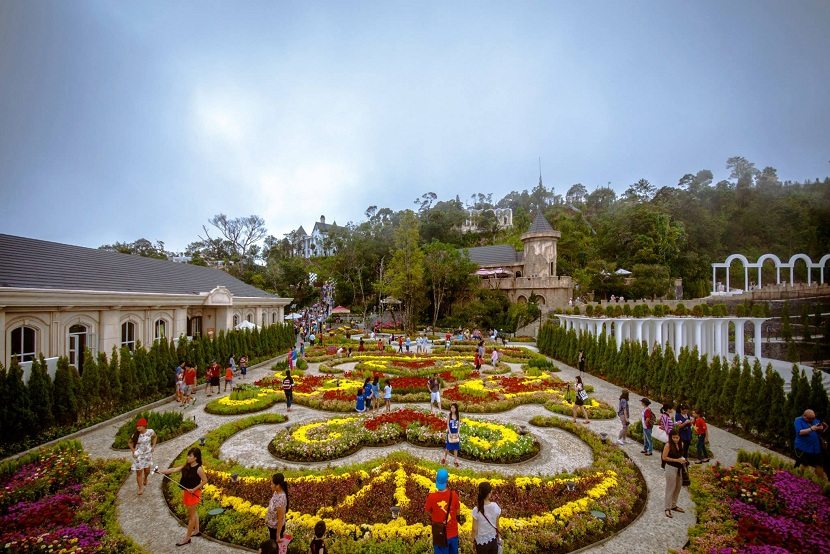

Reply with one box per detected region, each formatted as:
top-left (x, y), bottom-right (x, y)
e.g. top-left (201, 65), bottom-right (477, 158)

top-left (384, 379), bottom-right (392, 412)
top-left (794, 409), bottom-right (827, 480)
top-left (571, 376), bottom-right (590, 424)
top-left (470, 481), bottom-right (501, 554)
top-left (490, 348), bottom-right (499, 367)
top-left (183, 362), bottom-right (196, 406)
top-left (616, 389), bottom-right (630, 445)
top-left (661, 430), bottom-right (687, 518)
top-left (425, 468), bottom-right (460, 554)
top-left (239, 354), bottom-right (248, 379)
top-left (224, 364), bottom-right (234, 391)
top-left (442, 403), bottom-right (462, 467)
top-left (577, 349), bottom-right (585, 375)
top-left (640, 398), bottom-right (655, 455)
top-left (157, 447), bottom-right (207, 546)
top-left (208, 360), bottom-right (221, 396)
top-left (428, 374), bottom-right (442, 414)
top-left (692, 408), bottom-right (710, 463)
top-left (266, 473), bottom-right (289, 542)
top-left (282, 370), bottom-right (294, 412)
top-left (675, 404), bottom-right (693, 460)
top-left (128, 417), bottom-right (157, 496)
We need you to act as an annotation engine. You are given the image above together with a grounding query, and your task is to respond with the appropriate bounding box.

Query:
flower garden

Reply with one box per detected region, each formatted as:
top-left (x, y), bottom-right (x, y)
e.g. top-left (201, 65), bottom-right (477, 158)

top-left (268, 408), bottom-right (539, 463)
top-left (0, 441), bottom-right (142, 553)
top-left (203, 351), bottom-right (616, 418)
top-left (162, 415), bottom-right (647, 552)
top-left (683, 452), bottom-right (830, 553)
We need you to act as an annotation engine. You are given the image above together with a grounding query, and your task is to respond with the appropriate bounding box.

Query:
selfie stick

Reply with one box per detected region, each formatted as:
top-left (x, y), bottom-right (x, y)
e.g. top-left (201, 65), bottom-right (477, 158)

top-left (153, 465), bottom-right (188, 490)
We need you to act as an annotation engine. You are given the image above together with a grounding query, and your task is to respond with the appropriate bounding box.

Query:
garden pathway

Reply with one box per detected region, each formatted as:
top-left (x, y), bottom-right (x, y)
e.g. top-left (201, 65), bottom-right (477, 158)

top-left (73, 343), bottom-right (786, 553)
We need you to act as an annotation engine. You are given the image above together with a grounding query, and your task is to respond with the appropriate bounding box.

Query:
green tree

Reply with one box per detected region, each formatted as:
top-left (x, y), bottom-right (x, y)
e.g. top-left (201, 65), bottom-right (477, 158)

top-left (5, 358), bottom-right (32, 441)
top-left (79, 349), bottom-right (101, 416)
top-left (424, 241), bottom-right (478, 328)
top-left (28, 355), bottom-right (55, 430)
top-left (763, 365), bottom-right (788, 446)
top-left (53, 357), bottom-right (79, 426)
top-left (808, 369), bottom-right (829, 420)
top-left (380, 210), bottom-right (426, 331)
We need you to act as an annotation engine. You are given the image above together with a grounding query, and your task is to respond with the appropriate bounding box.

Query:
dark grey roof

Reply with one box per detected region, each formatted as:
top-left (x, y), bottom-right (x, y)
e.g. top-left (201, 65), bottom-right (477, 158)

top-left (527, 212), bottom-right (556, 234)
top-left (312, 221), bottom-right (340, 234)
top-left (464, 245), bottom-right (520, 267)
top-left (0, 234), bottom-right (276, 297)
top-left (295, 226), bottom-right (307, 237)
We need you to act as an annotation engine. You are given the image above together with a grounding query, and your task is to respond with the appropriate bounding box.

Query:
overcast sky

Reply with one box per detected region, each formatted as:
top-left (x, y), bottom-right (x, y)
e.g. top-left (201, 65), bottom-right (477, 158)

top-left (1, 1), bottom-right (828, 252)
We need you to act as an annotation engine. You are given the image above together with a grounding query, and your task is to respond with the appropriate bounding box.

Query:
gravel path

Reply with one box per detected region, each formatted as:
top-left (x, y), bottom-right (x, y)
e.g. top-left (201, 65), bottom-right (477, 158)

top-left (69, 342), bottom-right (786, 553)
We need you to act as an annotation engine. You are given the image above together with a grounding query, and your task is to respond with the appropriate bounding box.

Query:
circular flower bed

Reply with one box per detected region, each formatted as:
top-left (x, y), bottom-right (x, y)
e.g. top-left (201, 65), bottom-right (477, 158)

top-left (268, 408), bottom-right (539, 463)
top-left (204, 384), bottom-right (280, 415)
top-left (163, 416), bottom-right (646, 552)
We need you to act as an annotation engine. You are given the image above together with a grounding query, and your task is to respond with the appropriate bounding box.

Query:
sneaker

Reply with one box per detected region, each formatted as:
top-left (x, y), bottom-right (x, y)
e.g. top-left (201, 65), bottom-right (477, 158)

top-left (616, 439), bottom-right (625, 446)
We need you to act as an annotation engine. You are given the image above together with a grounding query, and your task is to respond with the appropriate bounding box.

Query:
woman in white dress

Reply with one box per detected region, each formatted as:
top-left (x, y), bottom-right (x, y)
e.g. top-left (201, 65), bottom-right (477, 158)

top-left (129, 417), bottom-right (157, 495)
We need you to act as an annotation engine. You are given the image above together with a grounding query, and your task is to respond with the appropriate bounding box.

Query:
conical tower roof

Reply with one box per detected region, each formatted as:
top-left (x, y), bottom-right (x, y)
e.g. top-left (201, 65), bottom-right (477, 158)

top-left (527, 212), bottom-right (555, 234)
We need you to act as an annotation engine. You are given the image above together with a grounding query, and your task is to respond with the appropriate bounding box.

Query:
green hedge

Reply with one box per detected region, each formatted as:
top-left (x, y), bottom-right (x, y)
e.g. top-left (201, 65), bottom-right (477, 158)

top-left (111, 410), bottom-right (197, 449)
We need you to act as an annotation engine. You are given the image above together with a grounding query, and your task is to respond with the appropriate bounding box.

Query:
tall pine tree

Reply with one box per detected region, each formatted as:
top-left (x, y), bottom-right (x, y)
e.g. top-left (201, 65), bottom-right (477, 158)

top-left (28, 355), bottom-right (54, 430)
top-left (53, 357), bottom-right (79, 426)
top-left (5, 358), bottom-right (33, 441)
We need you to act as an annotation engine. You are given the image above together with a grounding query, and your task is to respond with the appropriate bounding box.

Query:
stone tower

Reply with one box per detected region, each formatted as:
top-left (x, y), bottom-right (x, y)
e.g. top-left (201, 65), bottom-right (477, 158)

top-left (521, 212), bottom-right (561, 277)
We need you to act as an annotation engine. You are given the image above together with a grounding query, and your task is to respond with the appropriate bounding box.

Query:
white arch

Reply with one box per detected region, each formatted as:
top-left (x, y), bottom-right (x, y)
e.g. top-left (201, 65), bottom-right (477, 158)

top-left (788, 253), bottom-right (813, 285)
top-left (756, 253), bottom-right (783, 288)
top-left (820, 254), bottom-right (830, 285)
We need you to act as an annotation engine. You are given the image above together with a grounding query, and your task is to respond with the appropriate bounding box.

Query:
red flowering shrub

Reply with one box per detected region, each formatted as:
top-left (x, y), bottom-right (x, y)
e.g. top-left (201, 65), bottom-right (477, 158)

top-left (363, 409), bottom-right (445, 432)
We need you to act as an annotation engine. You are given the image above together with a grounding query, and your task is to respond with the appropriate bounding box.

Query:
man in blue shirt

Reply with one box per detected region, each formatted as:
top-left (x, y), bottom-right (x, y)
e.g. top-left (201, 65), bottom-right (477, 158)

top-left (794, 409), bottom-right (827, 480)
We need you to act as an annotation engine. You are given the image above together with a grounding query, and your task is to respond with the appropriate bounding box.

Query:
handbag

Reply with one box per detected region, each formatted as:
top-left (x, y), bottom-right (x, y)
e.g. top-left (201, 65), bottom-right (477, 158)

top-left (577, 389), bottom-right (589, 402)
top-left (448, 432), bottom-right (460, 444)
top-left (431, 490), bottom-right (454, 547)
top-left (681, 464), bottom-right (691, 487)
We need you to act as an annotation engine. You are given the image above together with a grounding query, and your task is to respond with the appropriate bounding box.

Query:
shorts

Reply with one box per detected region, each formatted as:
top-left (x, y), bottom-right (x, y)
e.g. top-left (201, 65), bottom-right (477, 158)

top-left (241, 366), bottom-right (247, 375)
top-left (431, 392), bottom-right (440, 404)
top-left (183, 489), bottom-right (201, 506)
top-left (183, 384), bottom-right (193, 395)
top-left (795, 449), bottom-right (823, 467)
top-left (210, 377), bottom-right (220, 386)
top-left (575, 397), bottom-right (584, 406)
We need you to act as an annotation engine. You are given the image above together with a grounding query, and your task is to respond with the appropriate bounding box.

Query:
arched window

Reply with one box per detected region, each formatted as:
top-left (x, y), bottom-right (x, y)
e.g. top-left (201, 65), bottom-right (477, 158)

top-left (10, 325), bottom-right (36, 363)
top-left (187, 316), bottom-right (202, 337)
top-left (121, 321), bottom-right (136, 351)
top-left (68, 324), bottom-right (88, 370)
top-left (272, 312), bottom-right (277, 324)
top-left (233, 315), bottom-right (239, 327)
top-left (154, 319), bottom-right (166, 342)
top-left (262, 312), bottom-right (267, 327)
top-left (246, 313), bottom-right (253, 323)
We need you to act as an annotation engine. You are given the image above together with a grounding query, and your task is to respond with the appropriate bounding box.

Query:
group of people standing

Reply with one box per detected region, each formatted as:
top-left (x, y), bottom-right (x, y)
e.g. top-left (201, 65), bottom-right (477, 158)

top-left (355, 376), bottom-right (392, 413)
top-left (174, 354), bottom-right (248, 407)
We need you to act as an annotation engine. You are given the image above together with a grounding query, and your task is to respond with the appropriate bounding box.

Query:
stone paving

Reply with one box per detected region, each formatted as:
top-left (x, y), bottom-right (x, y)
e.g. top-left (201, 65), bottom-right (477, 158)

top-left (71, 343), bottom-right (786, 553)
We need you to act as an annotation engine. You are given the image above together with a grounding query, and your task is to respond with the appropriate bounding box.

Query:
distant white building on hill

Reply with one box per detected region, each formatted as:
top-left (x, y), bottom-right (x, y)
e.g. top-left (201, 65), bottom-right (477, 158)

top-left (460, 208), bottom-right (513, 234)
top-left (290, 215), bottom-right (341, 258)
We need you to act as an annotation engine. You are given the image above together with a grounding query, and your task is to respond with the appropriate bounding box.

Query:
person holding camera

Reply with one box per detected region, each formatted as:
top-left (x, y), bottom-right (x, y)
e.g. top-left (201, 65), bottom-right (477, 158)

top-left (794, 409), bottom-right (827, 481)
top-left (661, 430), bottom-right (687, 518)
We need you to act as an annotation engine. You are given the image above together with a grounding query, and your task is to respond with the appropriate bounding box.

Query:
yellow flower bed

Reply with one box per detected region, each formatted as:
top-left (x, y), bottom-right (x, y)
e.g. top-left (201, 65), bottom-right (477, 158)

top-left (291, 417), bottom-right (358, 444)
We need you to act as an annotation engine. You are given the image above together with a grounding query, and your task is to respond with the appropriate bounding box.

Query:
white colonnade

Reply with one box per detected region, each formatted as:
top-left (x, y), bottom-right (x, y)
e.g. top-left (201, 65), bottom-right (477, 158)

top-left (556, 316), bottom-right (770, 361)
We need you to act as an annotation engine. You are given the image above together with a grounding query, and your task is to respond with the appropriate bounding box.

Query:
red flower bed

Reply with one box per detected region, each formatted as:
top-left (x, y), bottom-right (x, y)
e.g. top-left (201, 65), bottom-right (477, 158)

top-left (293, 375), bottom-right (327, 394)
top-left (389, 376), bottom-right (429, 389)
top-left (322, 390), bottom-right (354, 402)
top-left (363, 409), bottom-right (446, 432)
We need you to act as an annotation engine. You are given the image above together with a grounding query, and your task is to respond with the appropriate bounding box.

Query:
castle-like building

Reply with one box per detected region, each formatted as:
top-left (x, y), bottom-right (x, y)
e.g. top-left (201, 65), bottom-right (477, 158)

top-left (465, 212), bottom-right (573, 311)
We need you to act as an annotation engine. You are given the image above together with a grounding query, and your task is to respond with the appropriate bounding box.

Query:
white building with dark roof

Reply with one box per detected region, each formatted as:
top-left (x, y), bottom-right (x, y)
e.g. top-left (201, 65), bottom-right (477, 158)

top-left (291, 216), bottom-right (341, 258)
top-left (464, 213), bottom-right (573, 310)
top-left (0, 234), bottom-right (292, 372)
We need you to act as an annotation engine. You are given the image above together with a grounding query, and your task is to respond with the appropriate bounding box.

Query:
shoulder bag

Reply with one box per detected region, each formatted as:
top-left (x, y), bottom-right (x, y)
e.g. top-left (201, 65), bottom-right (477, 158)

top-left (431, 490), bottom-right (453, 547)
